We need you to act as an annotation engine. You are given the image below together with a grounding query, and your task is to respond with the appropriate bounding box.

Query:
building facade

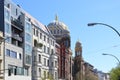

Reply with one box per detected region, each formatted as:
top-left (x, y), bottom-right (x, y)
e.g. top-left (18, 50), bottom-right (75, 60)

top-left (31, 15), bottom-right (58, 80)
top-left (73, 40), bottom-right (99, 80)
top-left (0, 0), bottom-right (58, 80)
top-left (47, 16), bottom-right (72, 80)
top-left (0, 0), bottom-right (32, 80)
top-left (0, 31), bottom-right (4, 80)
top-left (73, 40), bottom-right (84, 80)
top-left (96, 71), bottom-right (110, 80)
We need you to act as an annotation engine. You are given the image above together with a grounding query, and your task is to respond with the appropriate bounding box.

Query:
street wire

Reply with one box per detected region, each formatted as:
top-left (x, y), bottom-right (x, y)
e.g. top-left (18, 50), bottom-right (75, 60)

top-left (85, 44), bottom-right (120, 54)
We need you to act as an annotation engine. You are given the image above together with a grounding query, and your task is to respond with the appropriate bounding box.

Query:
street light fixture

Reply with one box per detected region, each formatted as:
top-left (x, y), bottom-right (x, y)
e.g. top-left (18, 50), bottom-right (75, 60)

top-left (87, 23), bottom-right (120, 37)
top-left (102, 53), bottom-right (120, 65)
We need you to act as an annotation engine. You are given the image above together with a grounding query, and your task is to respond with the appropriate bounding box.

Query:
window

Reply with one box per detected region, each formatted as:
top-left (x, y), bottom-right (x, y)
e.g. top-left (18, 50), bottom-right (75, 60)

top-left (44, 35), bottom-right (46, 41)
top-left (5, 36), bottom-right (11, 43)
top-left (10, 50), bottom-right (17, 58)
top-left (8, 65), bottom-right (17, 76)
top-left (51, 49), bottom-right (54, 54)
top-left (47, 72), bottom-right (49, 78)
top-left (44, 71), bottom-right (46, 78)
top-left (61, 30), bottom-right (62, 34)
top-left (53, 41), bottom-right (54, 46)
top-left (34, 55), bottom-right (36, 62)
top-left (47, 38), bottom-right (49, 43)
top-left (39, 68), bottom-right (41, 77)
top-left (47, 47), bottom-right (49, 54)
top-left (51, 62), bottom-right (54, 67)
top-left (38, 54), bottom-right (41, 63)
top-left (55, 72), bottom-right (57, 79)
top-left (44, 45), bottom-right (46, 53)
top-left (5, 9), bottom-right (10, 20)
top-left (25, 33), bottom-right (31, 43)
top-left (40, 33), bottom-right (42, 39)
top-left (15, 9), bottom-right (18, 15)
top-left (33, 28), bottom-right (35, 35)
top-left (6, 3), bottom-right (10, 8)
top-left (51, 40), bottom-right (52, 45)
top-left (50, 30), bottom-right (53, 34)
top-left (5, 22), bottom-right (11, 34)
top-left (19, 53), bottom-right (21, 60)
top-left (57, 30), bottom-right (59, 34)
top-left (25, 43), bottom-right (32, 54)
top-left (36, 30), bottom-right (38, 37)
top-left (8, 65), bottom-right (13, 76)
top-left (25, 22), bottom-right (31, 33)
top-left (24, 68), bottom-right (28, 76)
top-left (44, 58), bottom-right (46, 66)
top-left (47, 60), bottom-right (49, 66)
top-left (25, 54), bottom-right (31, 64)
top-left (55, 61), bottom-right (57, 67)
top-left (6, 49), bottom-right (10, 56)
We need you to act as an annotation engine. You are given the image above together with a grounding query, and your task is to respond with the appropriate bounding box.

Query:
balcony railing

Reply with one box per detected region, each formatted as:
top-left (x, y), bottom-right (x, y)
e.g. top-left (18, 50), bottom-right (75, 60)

top-left (11, 18), bottom-right (23, 31)
top-left (12, 33), bottom-right (23, 42)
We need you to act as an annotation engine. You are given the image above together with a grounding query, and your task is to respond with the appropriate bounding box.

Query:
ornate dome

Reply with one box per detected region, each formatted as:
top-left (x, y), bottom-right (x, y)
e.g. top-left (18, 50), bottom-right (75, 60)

top-left (75, 40), bottom-right (82, 48)
top-left (47, 15), bottom-right (69, 31)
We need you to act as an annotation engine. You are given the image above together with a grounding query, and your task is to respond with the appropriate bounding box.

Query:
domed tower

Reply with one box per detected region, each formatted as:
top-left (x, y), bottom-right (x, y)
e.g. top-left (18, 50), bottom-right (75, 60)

top-left (73, 40), bottom-right (84, 80)
top-left (47, 15), bottom-right (70, 48)
top-left (47, 15), bottom-right (72, 80)
top-left (75, 40), bottom-right (82, 57)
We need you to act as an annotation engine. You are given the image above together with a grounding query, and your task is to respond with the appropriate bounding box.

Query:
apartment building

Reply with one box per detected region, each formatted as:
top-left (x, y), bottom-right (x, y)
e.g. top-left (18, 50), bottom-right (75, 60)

top-left (0, 0), bottom-right (32, 80)
top-left (0, 0), bottom-right (58, 80)
top-left (31, 15), bottom-right (58, 80)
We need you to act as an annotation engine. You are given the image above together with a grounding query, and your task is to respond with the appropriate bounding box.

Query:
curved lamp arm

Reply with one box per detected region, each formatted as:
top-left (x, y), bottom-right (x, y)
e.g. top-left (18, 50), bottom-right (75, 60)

top-left (88, 23), bottom-right (120, 37)
top-left (102, 53), bottom-right (120, 65)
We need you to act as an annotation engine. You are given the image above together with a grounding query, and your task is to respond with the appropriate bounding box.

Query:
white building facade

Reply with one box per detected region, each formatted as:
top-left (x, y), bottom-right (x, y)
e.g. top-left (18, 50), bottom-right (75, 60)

top-left (31, 16), bottom-right (58, 80)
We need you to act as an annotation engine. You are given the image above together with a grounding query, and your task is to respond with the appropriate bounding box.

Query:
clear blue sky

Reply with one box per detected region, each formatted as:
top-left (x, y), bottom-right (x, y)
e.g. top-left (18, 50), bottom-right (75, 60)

top-left (12, 0), bottom-right (120, 73)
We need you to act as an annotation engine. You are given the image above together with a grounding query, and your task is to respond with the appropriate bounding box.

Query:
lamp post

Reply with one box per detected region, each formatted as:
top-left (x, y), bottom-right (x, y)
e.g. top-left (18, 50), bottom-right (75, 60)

top-left (102, 53), bottom-right (120, 65)
top-left (87, 23), bottom-right (120, 37)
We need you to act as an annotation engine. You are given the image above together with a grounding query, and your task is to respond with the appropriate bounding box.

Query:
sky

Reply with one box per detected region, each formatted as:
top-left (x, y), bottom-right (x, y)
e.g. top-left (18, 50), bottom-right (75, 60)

top-left (12, 0), bottom-right (120, 73)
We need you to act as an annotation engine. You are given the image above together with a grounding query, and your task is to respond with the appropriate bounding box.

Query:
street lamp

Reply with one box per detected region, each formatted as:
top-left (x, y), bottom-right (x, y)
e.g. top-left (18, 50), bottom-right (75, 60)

top-left (102, 53), bottom-right (120, 65)
top-left (87, 23), bottom-right (120, 37)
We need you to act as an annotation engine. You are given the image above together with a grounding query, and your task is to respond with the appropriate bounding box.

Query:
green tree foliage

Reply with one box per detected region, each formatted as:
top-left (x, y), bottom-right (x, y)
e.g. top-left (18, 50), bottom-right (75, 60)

top-left (41, 73), bottom-right (54, 80)
top-left (110, 66), bottom-right (120, 80)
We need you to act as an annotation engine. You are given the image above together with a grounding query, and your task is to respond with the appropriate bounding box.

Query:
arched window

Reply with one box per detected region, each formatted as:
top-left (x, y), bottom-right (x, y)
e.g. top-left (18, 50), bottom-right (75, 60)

top-left (39, 68), bottom-right (41, 77)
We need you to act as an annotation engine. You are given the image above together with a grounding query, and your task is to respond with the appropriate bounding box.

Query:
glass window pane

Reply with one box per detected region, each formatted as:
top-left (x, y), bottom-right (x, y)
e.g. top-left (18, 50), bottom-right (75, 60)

top-left (6, 49), bottom-right (10, 56)
top-left (25, 22), bottom-right (31, 33)
top-left (25, 44), bottom-right (32, 54)
top-left (5, 22), bottom-right (11, 34)
top-left (10, 50), bottom-right (17, 58)
top-left (25, 54), bottom-right (31, 64)
top-left (5, 36), bottom-right (11, 43)
top-left (25, 33), bottom-right (31, 43)
top-left (5, 9), bottom-right (10, 21)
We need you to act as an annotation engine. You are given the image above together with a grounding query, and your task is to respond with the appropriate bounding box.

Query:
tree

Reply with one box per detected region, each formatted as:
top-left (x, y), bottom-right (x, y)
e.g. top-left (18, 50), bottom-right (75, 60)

top-left (110, 66), bottom-right (120, 80)
top-left (41, 72), bottom-right (54, 80)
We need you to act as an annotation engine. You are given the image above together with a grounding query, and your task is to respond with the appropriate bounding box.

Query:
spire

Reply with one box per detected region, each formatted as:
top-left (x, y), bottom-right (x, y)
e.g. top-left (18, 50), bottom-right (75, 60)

top-left (55, 14), bottom-right (58, 21)
top-left (77, 38), bottom-right (80, 42)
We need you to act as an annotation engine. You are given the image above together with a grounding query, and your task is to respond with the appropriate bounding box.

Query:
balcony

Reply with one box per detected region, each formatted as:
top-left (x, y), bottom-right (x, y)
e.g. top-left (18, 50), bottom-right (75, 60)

top-left (12, 33), bottom-right (23, 42)
top-left (11, 18), bottom-right (23, 31)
